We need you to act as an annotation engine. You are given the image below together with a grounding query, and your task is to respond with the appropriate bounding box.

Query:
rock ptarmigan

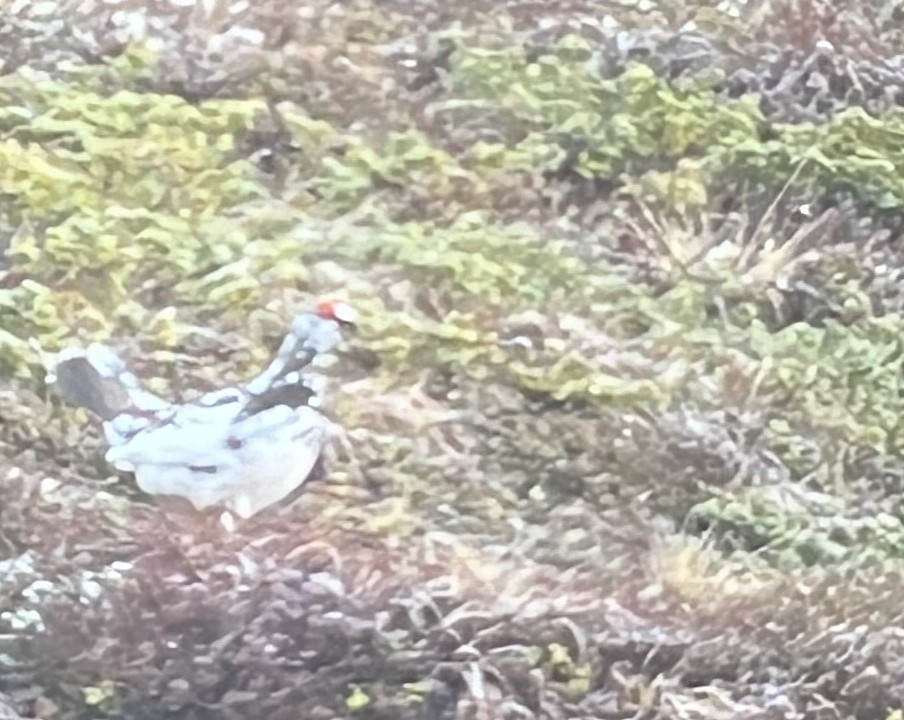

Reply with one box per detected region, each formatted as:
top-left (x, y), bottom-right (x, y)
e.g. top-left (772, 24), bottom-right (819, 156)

top-left (46, 300), bottom-right (356, 519)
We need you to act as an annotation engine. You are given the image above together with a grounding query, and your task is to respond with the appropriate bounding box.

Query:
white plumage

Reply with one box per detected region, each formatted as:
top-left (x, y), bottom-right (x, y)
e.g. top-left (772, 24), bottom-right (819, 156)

top-left (46, 301), bottom-right (355, 518)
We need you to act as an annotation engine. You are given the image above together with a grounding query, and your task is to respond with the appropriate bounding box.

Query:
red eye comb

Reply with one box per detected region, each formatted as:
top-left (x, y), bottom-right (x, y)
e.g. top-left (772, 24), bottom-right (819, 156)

top-left (315, 299), bottom-right (357, 324)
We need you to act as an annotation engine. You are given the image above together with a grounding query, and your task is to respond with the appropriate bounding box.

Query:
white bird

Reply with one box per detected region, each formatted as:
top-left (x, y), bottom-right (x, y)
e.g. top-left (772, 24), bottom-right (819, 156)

top-left (46, 300), bottom-right (356, 519)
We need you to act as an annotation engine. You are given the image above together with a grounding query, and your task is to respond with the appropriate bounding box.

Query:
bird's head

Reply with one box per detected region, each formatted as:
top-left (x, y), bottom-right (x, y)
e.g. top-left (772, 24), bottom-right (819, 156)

top-left (315, 299), bottom-right (357, 327)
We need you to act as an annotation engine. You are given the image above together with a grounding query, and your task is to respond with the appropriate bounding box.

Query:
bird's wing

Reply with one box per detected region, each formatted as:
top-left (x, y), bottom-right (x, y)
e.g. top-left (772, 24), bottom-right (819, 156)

top-left (231, 402), bottom-right (320, 439)
top-left (220, 406), bottom-right (330, 517)
top-left (104, 399), bottom-right (245, 470)
top-left (111, 402), bottom-right (330, 517)
top-left (105, 397), bottom-right (316, 468)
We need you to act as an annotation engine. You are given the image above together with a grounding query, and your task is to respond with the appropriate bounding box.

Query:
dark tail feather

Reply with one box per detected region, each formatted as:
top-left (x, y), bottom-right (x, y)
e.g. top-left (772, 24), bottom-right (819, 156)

top-left (46, 344), bottom-right (166, 420)
top-left (51, 355), bottom-right (132, 420)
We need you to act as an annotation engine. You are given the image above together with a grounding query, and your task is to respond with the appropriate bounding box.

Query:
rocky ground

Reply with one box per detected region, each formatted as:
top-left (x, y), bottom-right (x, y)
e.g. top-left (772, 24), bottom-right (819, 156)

top-left (3, 0), bottom-right (904, 718)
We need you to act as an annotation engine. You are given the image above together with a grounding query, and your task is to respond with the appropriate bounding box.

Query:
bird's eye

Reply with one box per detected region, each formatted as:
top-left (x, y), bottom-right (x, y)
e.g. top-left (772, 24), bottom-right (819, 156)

top-left (227, 437), bottom-right (243, 449)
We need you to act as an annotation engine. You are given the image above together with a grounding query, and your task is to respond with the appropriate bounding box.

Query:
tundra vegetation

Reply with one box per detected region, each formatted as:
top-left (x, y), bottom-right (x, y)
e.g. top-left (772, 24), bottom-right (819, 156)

top-left (2, 0), bottom-right (904, 718)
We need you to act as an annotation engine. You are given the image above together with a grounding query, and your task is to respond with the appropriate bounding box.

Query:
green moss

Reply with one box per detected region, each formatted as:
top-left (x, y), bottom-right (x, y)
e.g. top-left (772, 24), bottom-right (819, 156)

top-left (337, 213), bottom-right (583, 301)
top-left (434, 36), bottom-right (904, 215)
top-left (345, 685), bottom-right (371, 711)
top-left (747, 317), bottom-right (904, 453)
top-left (0, 75), bottom-right (266, 218)
top-left (0, 58), bottom-right (313, 369)
top-left (445, 46), bottom-right (762, 179)
top-left (690, 489), bottom-right (904, 566)
top-left (313, 130), bottom-right (477, 209)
